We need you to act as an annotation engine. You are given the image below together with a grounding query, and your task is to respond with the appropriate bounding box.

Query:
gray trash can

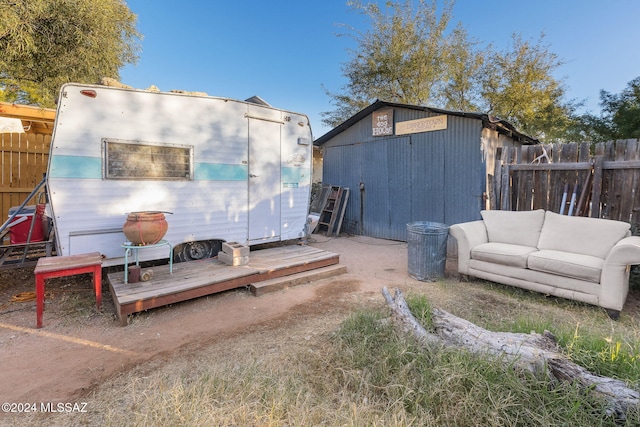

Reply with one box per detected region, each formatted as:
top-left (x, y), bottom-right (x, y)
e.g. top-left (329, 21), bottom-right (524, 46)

top-left (407, 221), bottom-right (450, 281)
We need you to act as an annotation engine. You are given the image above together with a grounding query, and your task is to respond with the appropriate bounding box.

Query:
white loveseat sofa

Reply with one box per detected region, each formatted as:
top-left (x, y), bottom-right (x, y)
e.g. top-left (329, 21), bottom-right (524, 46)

top-left (449, 209), bottom-right (640, 318)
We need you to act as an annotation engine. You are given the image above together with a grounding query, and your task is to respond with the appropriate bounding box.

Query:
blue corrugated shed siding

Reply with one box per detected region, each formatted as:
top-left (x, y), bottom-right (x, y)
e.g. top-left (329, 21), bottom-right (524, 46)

top-left (320, 107), bottom-right (486, 241)
top-left (386, 136), bottom-right (411, 240)
top-left (362, 138), bottom-right (389, 238)
top-left (322, 142), bottom-right (362, 234)
top-left (443, 116), bottom-right (485, 225)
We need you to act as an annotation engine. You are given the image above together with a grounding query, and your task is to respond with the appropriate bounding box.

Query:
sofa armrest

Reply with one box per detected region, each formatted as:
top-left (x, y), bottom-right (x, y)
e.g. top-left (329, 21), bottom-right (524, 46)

top-left (605, 236), bottom-right (640, 265)
top-left (600, 236), bottom-right (640, 311)
top-left (449, 220), bottom-right (488, 274)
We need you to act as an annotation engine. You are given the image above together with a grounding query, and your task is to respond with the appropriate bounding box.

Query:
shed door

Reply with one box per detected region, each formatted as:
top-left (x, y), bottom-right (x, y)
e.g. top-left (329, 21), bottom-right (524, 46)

top-left (248, 118), bottom-right (281, 242)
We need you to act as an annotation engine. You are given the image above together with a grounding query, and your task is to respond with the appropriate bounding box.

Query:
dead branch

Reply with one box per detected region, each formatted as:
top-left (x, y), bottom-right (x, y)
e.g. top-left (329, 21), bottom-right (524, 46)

top-left (381, 287), bottom-right (639, 419)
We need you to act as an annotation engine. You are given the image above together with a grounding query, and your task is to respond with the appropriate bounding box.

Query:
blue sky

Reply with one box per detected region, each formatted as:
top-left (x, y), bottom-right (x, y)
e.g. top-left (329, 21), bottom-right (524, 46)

top-left (120, 0), bottom-right (640, 139)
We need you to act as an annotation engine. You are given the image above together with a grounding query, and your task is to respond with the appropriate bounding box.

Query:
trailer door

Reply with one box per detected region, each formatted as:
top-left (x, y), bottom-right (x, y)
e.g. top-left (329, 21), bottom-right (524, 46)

top-left (248, 117), bottom-right (281, 242)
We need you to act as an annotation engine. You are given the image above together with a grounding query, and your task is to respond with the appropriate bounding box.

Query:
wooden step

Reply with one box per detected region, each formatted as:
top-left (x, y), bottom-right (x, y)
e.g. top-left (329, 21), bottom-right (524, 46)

top-left (108, 245), bottom-right (340, 325)
top-left (248, 263), bottom-right (347, 296)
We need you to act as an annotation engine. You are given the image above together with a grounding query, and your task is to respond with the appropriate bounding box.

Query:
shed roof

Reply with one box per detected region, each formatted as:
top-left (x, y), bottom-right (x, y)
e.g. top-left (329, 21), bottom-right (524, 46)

top-left (314, 100), bottom-right (538, 146)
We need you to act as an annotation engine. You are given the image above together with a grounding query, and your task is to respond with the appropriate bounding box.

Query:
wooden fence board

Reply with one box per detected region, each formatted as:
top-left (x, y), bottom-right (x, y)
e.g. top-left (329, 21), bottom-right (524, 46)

top-left (619, 140), bottom-right (637, 223)
top-left (629, 141), bottom-right (640, 225)
top-left (490, 147), bottom-right (503, 210)
top-left (0, 131), bottom-right (51, 224)
top-left (532, 145), bottom-right (548, 210)
top-left (521, 145), bottom-right (535, 211)
top-left (591, 155), bottom-right (604, 218)
top-left (0, 102), bottom-right (54, 226)
top-left (601, 143), bottom-right (614, 218)
top-left (500, 147), bottom-right (514, 210)
top-left (608, 141), bottom-right (625, 220)
top-left (494, 139), bottom-right (640, 225)
top-left (548, 145), bottom-right (558, 208)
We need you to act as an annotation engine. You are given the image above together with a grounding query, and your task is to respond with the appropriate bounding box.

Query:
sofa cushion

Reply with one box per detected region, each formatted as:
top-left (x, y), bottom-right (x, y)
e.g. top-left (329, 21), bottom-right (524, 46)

top-left (481, 209), bottom-right (545, 247)
top-left (538, 211), bottom-right (630, 259)
top-left (528, 249), bottom-right (603, 283)
top-left (471, 242), bottom-right (538, 268)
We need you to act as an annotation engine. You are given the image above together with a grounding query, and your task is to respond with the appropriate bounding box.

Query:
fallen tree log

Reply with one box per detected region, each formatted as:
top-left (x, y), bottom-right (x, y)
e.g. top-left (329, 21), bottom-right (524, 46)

top-left (381, 287), bottom-right (639, 419)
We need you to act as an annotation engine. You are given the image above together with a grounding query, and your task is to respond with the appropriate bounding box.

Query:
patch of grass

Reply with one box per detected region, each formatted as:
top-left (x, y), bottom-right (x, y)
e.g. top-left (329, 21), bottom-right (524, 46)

top-left (16, 291), bottom-right (640, 427)
top-left (331, 306), bottom-right (640, 426)
top-left (329, 308), bottom-right (625, 426)
top-left (561, 326), bottom-right (640, 384)
top-left (478, 313), bottom-right (640, 385)
top-left (405, 292), bottom-right (433, 329)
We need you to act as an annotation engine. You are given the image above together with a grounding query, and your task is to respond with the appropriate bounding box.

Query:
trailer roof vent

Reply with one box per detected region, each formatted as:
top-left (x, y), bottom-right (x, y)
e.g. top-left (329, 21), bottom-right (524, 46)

top-left (244, 95), bottom-right (271, 107)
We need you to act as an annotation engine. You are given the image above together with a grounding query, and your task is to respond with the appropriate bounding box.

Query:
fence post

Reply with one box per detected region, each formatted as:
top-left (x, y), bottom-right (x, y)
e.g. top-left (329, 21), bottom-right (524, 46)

top-left (500, 163), bottom-right (511, 211)
top-left (591, 155), bottom-right (604, 218)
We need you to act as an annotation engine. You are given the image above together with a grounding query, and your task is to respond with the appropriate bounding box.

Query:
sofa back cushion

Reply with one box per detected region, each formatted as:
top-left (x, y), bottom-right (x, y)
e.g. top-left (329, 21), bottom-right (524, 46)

top-left (538, 211), bottom-right (630, 259)
top-left (480, 209), bottom-right (545, 247)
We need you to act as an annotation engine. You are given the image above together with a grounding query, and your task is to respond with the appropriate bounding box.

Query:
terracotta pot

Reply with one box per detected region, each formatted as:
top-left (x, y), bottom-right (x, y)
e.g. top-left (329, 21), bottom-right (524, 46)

top-left (123, 211), bottom-right (168, 245)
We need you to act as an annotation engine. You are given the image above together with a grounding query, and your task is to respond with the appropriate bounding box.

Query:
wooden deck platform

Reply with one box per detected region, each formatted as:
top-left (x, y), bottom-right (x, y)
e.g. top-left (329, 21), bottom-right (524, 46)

top-left (108, 245), bottom-right (342, 325)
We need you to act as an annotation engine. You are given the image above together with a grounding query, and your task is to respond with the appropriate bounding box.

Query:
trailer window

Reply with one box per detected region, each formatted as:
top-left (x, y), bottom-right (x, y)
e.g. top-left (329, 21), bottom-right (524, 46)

top-left (104, 139), bottom-right (193, 180)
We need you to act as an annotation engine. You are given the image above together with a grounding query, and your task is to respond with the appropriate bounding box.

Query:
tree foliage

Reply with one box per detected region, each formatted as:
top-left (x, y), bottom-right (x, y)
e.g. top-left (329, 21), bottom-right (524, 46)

top-left (323, 0), bottom-right (461, 127)
top-left (323, 0), bottom-right (577, 142)
top-left (439, 25), bottom-right (484, 112)
top-left (480, 33), bottom-right (574, 140)
top-left (578, 77), bottom-right (640, 141)
top-left (0, 0), bottom-right (141, 107)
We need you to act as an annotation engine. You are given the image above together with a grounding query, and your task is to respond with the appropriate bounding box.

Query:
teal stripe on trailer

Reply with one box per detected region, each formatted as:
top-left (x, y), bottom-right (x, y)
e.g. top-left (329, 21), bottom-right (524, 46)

top-left (195, 163), bottom-right (247, 181)
top-left (281, 167), bottom-right (306, 186)
top-left (49, 156), bottom-right (102, 179)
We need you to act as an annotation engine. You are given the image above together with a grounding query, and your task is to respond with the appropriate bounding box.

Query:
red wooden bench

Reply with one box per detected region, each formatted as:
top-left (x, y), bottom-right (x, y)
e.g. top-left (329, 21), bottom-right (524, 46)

top-left (34, 252), bottom-right (103, 328)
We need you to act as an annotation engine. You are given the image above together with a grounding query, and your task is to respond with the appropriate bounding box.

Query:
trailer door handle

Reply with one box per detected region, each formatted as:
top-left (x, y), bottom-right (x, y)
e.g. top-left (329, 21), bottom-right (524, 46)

top-left (249, 174), bottom-right (258, 178)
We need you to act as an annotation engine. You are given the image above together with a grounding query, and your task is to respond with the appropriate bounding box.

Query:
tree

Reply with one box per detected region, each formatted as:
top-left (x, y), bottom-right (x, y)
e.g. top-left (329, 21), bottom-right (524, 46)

top-left (323, 1), bottom-right (576, 143)
top-left (440, 25), bottom-right (485, 112)
top-left (322, 0), bottom-right (460, 128)
top-left (480, 34), bottom-right (574, 140)
top-left (579, 76), bottom-right (640, 141)
top-left (0, 0), bottom-right (141, 107)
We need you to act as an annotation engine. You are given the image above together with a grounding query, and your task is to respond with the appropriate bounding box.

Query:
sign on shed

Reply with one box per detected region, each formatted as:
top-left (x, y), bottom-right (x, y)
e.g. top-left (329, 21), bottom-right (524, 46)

top-left (396, 115), bottom-right (447, 135)
top-left (372, 109), bottom-right (393, 136)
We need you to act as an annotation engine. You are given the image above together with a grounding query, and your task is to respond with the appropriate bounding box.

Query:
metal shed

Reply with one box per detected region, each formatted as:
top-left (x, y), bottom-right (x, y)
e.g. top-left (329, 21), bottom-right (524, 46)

top-left (314, 100), bottom-right (537, 241)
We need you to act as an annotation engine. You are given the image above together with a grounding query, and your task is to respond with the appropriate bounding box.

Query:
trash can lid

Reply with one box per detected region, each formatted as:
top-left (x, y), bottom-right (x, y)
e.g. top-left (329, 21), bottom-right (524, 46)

top-left (406, 221), bottom-right (449, 234)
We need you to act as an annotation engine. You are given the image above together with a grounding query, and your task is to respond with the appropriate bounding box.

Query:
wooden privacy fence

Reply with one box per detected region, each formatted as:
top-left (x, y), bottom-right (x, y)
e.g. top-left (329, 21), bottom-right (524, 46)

top-left (0, 132), bottom-right (51, 221)
top-left (490, 139), bottom-right (640, 226)
top-left (0, 102), bottom-right (55, 222)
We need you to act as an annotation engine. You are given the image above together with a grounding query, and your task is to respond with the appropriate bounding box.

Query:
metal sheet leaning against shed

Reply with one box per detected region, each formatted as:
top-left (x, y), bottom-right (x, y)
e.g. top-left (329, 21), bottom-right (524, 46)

top-left (46, 83), bottom-right (313, 266)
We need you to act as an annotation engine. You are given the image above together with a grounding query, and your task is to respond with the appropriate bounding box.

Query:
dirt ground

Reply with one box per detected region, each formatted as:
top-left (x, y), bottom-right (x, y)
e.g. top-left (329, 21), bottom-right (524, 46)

top-left (0, 235), bottom-right (422, 406)
top-left (1, 234), bottom-right (639, 412)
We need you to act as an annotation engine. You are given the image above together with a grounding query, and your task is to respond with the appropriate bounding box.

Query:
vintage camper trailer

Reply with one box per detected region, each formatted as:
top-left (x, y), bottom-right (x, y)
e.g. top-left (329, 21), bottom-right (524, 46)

top-left (47, 83), bottom-right (313, 266)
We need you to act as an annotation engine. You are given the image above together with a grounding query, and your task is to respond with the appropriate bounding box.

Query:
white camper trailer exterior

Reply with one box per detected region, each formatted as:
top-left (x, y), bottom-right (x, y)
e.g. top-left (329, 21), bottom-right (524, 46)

top-left (47, 83), bottom-right (313, 266)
